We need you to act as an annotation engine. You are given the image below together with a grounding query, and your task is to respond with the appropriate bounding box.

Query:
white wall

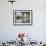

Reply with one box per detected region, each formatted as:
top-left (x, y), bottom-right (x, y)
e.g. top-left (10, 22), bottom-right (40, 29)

top-left (0, 0), bottom-right (46, 42)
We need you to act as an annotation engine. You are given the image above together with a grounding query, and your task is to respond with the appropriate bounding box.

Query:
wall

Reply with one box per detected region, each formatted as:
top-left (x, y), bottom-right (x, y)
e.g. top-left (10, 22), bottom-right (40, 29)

top-left (0, 0), bottom-right (46, 42)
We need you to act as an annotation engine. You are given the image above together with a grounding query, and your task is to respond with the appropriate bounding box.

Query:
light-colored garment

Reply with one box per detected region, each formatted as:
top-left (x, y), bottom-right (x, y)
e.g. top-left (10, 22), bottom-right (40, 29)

top-left (28, 44), bottom-right (32, 46)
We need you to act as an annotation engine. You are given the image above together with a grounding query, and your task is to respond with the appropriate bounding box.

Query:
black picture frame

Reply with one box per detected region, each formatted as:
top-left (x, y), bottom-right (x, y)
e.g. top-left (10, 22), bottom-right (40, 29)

top-left (13, 10), bottom-right (33, 26)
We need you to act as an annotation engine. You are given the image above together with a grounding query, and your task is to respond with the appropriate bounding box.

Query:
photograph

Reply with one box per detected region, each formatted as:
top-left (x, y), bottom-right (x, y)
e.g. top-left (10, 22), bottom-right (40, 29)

top-left (0, 0), bottom-right (46, 46)
top-left (13, 10), bottom-right (32, 25)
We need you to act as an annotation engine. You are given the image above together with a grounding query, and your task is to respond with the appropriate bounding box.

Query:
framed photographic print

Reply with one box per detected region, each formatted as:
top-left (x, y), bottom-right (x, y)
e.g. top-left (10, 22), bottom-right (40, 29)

top-left (13, 10), bottom-right (32, 25)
